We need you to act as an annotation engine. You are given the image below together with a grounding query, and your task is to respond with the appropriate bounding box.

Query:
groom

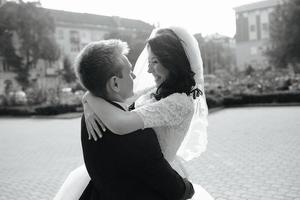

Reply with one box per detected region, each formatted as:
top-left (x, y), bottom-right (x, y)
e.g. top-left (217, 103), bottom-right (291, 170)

top-left (75, 39), bottom-right (194, 200)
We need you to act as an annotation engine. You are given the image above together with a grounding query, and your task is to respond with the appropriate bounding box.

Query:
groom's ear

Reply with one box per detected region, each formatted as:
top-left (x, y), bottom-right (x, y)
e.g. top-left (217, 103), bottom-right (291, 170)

top-left (107, 76), bottom-right (120, 93)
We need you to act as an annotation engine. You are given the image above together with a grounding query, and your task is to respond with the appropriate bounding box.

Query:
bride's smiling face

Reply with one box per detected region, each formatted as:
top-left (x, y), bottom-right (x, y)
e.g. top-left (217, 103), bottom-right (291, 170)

top-left (147, 46), bottom-right (169, 87)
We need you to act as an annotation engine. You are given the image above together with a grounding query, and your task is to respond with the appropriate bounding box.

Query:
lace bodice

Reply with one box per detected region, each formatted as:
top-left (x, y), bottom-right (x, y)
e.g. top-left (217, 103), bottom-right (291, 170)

top-left (133, 89), bottom-right (194, 162)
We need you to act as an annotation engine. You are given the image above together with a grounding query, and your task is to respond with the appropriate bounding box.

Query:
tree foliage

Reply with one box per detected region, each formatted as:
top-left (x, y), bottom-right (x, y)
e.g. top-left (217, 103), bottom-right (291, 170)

top-left (0, 31), bottom-right (22, 70)
top-left (0, 3), bottom-right (22, 70)
top-left (61, 56), bottom-right (76, 83)
top-left (266, 0), bottom-right (300, 69)
top-left (0, 1), bottom-right (60, 87)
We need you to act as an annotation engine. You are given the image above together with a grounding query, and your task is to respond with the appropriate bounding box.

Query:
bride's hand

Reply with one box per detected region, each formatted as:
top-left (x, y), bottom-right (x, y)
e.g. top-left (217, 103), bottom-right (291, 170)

top-left (83, 101), bottom-right (106, 141)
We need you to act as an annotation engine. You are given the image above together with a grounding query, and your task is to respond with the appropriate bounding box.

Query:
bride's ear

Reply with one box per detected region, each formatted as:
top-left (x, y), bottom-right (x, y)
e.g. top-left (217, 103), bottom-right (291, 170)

top-left (107, 76), bottom-right (120, 93)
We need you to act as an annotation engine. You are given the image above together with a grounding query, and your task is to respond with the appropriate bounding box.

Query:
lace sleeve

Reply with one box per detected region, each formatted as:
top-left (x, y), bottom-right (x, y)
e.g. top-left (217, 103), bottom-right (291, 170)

top-left (133, 93), bottom-right (194, 128)
top-left (126, 86), bottom-right (156, 105)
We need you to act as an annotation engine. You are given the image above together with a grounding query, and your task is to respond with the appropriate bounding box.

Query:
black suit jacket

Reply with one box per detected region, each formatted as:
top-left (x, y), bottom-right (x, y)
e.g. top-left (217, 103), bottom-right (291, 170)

top-left (80, 102), bottom-right (194, 200)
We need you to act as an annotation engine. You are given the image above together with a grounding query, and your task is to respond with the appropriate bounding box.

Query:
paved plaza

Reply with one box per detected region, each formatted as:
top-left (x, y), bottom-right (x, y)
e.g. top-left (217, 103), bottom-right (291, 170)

top-left (0, 106), bottom-right (300, 200)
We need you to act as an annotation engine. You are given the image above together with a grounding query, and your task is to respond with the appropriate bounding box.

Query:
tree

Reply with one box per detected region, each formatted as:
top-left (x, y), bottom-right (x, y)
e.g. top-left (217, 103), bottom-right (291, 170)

top-left (61, 57), bottom-right (76, 83)
top-left (0, 1), bottom-right (60, 87)
top-left (40, 36), bottom-right (61, 65)
top-left (0, 31), bottom-right (22, 71)
top-left (0, 3), bottom-right (22, 71)
top-left (4, 79), bottom-right (13, 96)
top-left (266, 0), bottom-right (300, 70)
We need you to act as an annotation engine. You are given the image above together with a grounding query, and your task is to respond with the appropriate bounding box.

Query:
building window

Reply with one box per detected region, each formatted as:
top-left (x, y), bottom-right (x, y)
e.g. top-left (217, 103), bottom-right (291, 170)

top-left (70, 30), bottom-right (80, 52)
top-left (262, 23), bottom-right (269, 32)
top-left (250, 25), bottom-right (256, 32)
top-left (242, 12), bottom-right (248, 18)
top-left (70, 30), bottom-right (80, 43)
top-left (58, 29), bottom-right (64, 40)
top-left (250, 46), bottom-right (257, 55)
top-left (71, 44), bottom-right (80, 52)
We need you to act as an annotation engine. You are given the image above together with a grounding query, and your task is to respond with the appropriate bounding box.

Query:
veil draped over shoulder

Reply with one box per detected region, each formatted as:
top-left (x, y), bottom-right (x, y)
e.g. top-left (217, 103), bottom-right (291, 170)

top-left (133, 26), bottom-right (208, 161)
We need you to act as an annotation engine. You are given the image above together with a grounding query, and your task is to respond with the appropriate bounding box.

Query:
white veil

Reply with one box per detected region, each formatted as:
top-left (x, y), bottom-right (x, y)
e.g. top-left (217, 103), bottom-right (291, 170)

top-left (133, 26), bottom-right (208, 161)
top-left (133, 29), bottom-right (158, 93)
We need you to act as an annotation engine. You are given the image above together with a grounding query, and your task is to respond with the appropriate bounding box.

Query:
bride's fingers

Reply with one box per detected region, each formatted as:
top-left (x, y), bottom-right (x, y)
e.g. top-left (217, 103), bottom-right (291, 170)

top-left (90, 119), bottom-right (102, 139)
top-left (86, 116), bottom-right (98, 141)
top-left (85, 119), bottom-right (92, 140)
top-left (86, 118), bottom-right (97, 141)
top-left (94, 115), bottom-right (106, 132)
top-left (89, 125), bottom-right (98, 141)
top-left (86, 121), bottom-right (93, 140)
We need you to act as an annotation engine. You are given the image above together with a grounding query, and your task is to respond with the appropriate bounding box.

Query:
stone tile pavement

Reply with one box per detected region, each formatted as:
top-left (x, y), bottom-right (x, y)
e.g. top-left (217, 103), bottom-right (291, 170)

top-left (185, 106), bottom-right (300, 200)
top-left (0, 118), bottom-right (83, 200)
top-left (0, 106), bottom-right (300, 200)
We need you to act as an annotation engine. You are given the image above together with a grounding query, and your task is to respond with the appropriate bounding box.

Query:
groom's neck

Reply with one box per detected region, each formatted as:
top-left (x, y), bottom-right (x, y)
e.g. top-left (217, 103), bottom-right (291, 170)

top-left (105, 92), bottom-right (126, 104)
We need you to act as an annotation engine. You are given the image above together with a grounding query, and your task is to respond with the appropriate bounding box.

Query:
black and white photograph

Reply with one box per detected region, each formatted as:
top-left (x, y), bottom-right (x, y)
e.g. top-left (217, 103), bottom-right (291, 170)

top-left (0, 0), bottom-right (299, 199)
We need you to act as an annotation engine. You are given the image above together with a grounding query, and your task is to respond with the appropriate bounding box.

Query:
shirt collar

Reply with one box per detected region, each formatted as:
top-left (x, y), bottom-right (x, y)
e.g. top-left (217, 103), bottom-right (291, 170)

top-left (112, 101), bottom-right (128, 111)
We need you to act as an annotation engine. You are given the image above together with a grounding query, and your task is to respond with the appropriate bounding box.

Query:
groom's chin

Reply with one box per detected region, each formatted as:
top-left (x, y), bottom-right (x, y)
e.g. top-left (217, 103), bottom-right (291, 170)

top-left (127, 90), bottom-right (134, 98)
top-left (121, 91), bottom-right (134, 102)
top-left (130, 91), bottom-right (134, 97)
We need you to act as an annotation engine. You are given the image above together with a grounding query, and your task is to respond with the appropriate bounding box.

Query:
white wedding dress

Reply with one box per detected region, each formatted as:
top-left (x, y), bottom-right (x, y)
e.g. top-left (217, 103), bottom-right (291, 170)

top-left (134, 89), bottom-right (214, 200)
top-left (54, 89), bottom-right (214, 200)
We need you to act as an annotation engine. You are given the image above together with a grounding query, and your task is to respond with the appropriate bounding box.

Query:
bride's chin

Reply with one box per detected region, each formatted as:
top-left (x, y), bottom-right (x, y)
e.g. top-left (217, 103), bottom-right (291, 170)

top-left (154, 78), bottom-right (163, 87)
top-left (155, 82), bottom-right (164, 88)
top-left (154, 81), bottom-right (161, 88)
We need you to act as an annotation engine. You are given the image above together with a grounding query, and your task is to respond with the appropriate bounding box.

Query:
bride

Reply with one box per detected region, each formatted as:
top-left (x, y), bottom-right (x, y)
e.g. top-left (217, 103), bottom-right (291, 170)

top-left (54, 26), bottom-right (213, 200)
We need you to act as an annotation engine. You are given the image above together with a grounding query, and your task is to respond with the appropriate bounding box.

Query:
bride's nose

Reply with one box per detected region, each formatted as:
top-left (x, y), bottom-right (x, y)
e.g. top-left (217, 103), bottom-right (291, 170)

top-left (147, 64), bottom-right (153, 73)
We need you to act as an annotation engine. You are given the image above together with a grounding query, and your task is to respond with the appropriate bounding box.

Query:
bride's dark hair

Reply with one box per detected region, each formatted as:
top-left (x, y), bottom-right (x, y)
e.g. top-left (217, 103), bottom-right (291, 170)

top-left (148, 28), bottom-right (196, 100)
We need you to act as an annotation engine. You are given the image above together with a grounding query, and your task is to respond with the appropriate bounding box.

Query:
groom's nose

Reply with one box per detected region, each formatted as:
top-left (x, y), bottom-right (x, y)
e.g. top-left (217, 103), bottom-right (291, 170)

top-left (131, 73), bottom-right (136, 79)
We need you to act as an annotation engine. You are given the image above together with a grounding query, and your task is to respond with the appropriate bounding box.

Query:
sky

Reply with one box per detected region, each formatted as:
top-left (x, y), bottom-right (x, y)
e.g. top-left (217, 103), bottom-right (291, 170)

top-left (37, 0), bottom-right (262, 37)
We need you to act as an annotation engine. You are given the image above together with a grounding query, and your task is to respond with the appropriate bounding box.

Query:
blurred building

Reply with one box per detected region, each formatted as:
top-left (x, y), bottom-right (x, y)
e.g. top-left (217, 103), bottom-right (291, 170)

top-left (0, 7), bottom-right (153, 94)
top-left (205, 33), bottom-right (236, 49)
top-left (234, 0), bottom-right (281, 70)
top-left (0, 0), bottom-right (6, 6)
top-left (200, 33), bottom-right (236, 74)
top-left (48, 9), bottom-right (153, 62)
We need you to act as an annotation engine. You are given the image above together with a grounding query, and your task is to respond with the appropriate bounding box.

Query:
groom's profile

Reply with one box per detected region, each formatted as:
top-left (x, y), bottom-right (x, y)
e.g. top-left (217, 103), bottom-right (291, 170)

top-left (75, 39), bottom-right (194, 200)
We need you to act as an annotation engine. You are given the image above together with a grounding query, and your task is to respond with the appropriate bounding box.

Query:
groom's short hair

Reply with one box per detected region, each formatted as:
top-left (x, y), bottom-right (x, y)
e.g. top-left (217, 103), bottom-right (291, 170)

top-left (74, 39), bottom-right (129, 97)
